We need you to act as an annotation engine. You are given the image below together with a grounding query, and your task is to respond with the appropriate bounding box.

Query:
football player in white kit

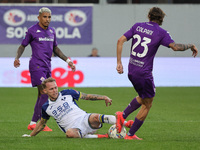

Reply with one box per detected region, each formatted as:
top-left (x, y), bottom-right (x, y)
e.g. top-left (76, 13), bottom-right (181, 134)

top-left (22, 77), bottom-right (136, 138)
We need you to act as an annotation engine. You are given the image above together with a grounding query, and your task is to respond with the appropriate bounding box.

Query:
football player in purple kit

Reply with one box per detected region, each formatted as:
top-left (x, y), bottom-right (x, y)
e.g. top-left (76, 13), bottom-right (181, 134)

top-left (14, 7), bottom-right (76, 131)
top-left (115, 7), bottom-right (198, 140)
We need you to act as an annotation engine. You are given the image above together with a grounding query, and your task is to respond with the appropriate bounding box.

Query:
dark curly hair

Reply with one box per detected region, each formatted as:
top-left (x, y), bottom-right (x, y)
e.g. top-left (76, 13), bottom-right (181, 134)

top-left (148, 7), bottom-right (166, 25)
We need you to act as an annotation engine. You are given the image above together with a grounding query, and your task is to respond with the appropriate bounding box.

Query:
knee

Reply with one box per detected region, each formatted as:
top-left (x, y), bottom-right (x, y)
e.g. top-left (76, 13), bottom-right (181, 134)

top-left (66, 129), bottom-right (74, 138)
top-left (89, 114), bottom-right (100, 123)
top-left (93, 114), bottom-right (99, 122)
top-left (146, 103), bottom-right (152, 110)
top-left (142, 98), bottom-right (153, 109)
top-left (89, 114), bottom-right (101, 128)
top-left (65, 129), bottom-right (80, 138)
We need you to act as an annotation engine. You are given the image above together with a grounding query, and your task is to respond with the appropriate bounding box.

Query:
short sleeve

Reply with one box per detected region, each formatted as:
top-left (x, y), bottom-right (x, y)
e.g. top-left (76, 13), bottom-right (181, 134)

top-left (41, 104), bottom-right (50, 120)
top-left (61, 89), bottom-right (81, 101)
top-left (160, 31), bottom-right (174, 48)
top-left (21, 29), bottom-right (32, 47)
top-left (123, 24), bottom-right (137, 41)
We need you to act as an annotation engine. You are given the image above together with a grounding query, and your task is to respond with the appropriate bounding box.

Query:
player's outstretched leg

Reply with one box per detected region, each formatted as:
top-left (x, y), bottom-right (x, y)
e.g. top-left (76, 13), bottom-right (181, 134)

top-left (98, 114), bottom-right (133, 129)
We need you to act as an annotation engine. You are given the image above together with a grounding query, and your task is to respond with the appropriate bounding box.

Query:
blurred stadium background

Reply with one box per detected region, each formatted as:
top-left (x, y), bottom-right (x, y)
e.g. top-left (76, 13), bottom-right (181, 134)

top-left (0, 0), bottom-right (199, 87)
top-left (0, 0), bottom-right (200, 57)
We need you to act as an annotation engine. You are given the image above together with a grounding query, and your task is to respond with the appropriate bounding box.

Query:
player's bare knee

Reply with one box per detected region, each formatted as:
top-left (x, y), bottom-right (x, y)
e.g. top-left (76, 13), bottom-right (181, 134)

top-left (89, 114), bottom-right (101, 128)
top-left (66, 129), bottom-right (73, 138)
top-left (141, 97), bottom-right (153, 108)
top-left (142, 102), bottom-right (152, 110)
top-left (66, 129), bottom-right (81, 138)
top-left (89, 113), bottom-right (99, 122)
top-left (93, 114), bottom-right (99, 122)
top-left (136, 96), bottom-right (142, 104)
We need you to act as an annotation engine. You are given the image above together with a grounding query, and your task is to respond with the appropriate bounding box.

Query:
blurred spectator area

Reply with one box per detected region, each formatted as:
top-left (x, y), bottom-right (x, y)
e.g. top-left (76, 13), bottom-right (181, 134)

top-left (1, 0), bottom-right (200, 3)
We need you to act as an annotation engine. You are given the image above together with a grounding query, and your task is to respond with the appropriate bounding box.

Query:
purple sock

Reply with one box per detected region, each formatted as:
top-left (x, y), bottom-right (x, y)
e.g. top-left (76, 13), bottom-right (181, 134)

top-left (31, 97), bottom-right (40, 122)
top-left (123, 97), bottom-right (141, 119)
top-left (31, 94), bottom-right (48, 122)
top-left (128, 117), bottom-right (144, 136)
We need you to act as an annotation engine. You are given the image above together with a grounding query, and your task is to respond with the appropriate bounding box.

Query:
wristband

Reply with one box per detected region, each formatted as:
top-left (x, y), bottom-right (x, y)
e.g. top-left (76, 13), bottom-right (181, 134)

top-left (66, 58), bottom-right (72, 64)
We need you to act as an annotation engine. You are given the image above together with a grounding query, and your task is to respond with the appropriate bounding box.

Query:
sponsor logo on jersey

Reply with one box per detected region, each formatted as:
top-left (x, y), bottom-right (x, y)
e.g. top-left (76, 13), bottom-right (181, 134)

top-left (39, 37), bottom-right (54, 41)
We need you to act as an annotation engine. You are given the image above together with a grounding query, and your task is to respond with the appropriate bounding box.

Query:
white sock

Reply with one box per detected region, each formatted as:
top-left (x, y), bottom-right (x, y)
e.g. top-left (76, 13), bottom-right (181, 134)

top-left (30, 121), bottom-right (36, 125)
top-left (100, 115), bottom-right (116, 124)
top-left (100, 115), bottom-right (127, 125)
top-left (123, 121), bottom-right (127, 126)
top-left (83, 134), bottom-right (98, 138)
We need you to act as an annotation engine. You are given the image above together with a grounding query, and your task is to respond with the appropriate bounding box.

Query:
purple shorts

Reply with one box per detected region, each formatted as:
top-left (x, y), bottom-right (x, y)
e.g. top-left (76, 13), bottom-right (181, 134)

top-left (30, 70), bottom-right (51, 87)
top-left (128, 74), bottom-right (155, 99)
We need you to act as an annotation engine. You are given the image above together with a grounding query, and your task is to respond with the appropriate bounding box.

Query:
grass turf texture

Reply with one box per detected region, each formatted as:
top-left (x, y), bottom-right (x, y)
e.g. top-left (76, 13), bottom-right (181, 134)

top-left (0, 87), bottom-right (200, 150)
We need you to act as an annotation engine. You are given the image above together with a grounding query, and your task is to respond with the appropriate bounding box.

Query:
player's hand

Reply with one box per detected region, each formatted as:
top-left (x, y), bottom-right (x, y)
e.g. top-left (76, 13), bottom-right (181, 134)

top-left (22, 134), bottom-right (31, 137)
top-left (191, 45), bottom-right (198, 57)
top-left (105, 96), bottom-right (112, 107)
top-left (116, 63), bottom-right (124, 74)
top-left (14, 59), bottom-right (20, 68)
top-left (68, 62), bottom-right (76, 72)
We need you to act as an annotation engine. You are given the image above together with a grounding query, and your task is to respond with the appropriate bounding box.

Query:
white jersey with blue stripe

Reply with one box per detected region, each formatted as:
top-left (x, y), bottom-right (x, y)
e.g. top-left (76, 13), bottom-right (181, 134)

top-left (42, 89), bottom-right (86, 132)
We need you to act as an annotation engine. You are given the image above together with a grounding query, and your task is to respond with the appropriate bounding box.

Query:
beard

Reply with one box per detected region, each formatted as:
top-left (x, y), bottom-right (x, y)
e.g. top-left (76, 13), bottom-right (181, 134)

top-left (41, 22), bottom-right (49, 28)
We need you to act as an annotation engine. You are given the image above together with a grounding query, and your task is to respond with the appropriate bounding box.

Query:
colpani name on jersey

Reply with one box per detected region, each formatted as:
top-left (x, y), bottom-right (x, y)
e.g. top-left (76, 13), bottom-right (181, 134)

top-left (39, 37), bottom-right (54, 41)
top-left (136, 26), bottom-right (153, 35)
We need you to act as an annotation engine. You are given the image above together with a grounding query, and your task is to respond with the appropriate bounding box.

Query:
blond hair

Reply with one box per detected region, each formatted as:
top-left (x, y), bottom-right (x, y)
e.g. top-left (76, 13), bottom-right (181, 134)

top-left (39, 7), bottom-right (51, 15)
top-left (41, 77), bottom-right (56, 89)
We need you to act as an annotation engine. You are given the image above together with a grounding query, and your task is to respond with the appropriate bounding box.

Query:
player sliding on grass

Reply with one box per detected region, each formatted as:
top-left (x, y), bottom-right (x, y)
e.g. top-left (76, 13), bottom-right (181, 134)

top-left (115, 7), bottom-right (198, 140)
top-left (22, 77), bottom-right (139, 139)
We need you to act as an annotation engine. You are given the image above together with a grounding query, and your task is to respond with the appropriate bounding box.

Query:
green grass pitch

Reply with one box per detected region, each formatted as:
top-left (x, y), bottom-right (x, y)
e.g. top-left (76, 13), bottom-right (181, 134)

top-left (0, 87), bottom-right (200, 150)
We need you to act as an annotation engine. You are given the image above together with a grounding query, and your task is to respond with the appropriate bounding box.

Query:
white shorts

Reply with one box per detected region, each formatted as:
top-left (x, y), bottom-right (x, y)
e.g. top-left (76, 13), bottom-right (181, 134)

top-left (65, 113), bottom-right (102, 137)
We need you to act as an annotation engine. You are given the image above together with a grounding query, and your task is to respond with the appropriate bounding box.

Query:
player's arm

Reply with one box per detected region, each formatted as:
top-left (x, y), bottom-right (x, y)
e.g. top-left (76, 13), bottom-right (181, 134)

top-left (169, 42), bottom-right (198, 57)
top-left (14, 45), bottom-right (25, 68)
top-left (30, 118), bottom-right (47, 136)
top-left (80, 93), bottom-right (112, 107)
top-left (53, 46), bottom-right (76, 72)
top-left (116, 35), bottom-right (127, 74)
top-left (22, 118), bottom-right (47, 137)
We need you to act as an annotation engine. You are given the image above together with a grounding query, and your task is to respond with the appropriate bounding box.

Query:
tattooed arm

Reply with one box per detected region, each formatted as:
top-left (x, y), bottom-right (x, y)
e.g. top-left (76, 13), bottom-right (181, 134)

top-left (29, 118), bottom-right (47, 137)
top-left (53, 46), bottom-right (76, 72)
top-left (14, 45), bottom-right (25, 68)
top-left (80, 93), bottom-right (112, 107)
top-left (169, 42), bottom-right (198, 57)
top-left (53, 46), bottom-right (68, 61)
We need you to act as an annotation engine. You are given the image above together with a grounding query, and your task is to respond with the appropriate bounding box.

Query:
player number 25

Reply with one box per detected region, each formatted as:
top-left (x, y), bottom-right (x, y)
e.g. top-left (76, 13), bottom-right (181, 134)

top-left (131, 34), bottom-right (151, 58)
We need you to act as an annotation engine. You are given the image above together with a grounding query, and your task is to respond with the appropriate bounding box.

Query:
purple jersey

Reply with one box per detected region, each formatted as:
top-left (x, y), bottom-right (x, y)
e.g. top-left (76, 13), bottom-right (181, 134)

top-left (21, 22), bottom-right (57, 72)
top-left (124, 22), bottom-right (174, 77)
